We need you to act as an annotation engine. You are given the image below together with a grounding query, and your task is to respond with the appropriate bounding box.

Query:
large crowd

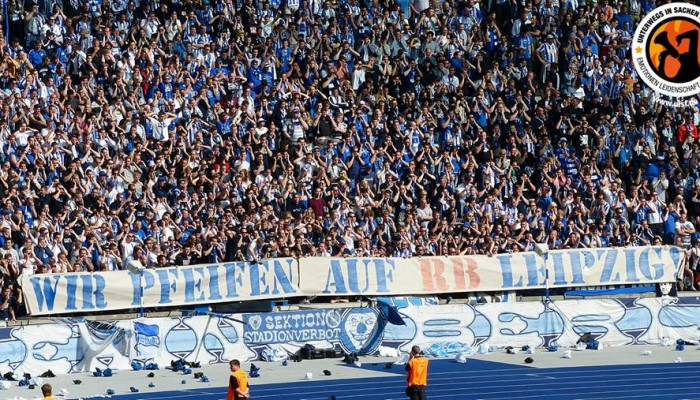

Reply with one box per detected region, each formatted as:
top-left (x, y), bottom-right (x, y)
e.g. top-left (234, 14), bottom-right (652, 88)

top-left (2, 0), bottom-right (700, 320)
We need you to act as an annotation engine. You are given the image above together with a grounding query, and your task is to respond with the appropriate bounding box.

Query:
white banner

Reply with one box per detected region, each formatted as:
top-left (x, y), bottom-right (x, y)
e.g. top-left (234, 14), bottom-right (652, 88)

top-left (299, 246), bottom-right (685, 297)
top-left (20, 258), bottom-right (300, 316)
top-left (19, 247), bottom-right (683, 316)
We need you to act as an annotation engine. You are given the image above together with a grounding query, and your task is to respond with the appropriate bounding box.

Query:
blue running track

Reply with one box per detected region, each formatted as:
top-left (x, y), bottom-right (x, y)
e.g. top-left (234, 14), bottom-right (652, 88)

top-left (109, 359), bottom-right (700, 400)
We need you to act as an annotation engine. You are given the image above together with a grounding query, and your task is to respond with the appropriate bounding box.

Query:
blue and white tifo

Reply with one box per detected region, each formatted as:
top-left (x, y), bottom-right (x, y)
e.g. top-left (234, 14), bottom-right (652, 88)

top-left (2, 296), bottom-right (700, 376)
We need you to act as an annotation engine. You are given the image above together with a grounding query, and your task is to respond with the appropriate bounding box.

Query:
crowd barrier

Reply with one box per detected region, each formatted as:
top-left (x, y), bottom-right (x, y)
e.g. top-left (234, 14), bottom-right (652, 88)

top-left (2, 296), bottom-right (699, 376)
top-left (20, 246), bottom-right (684, 316)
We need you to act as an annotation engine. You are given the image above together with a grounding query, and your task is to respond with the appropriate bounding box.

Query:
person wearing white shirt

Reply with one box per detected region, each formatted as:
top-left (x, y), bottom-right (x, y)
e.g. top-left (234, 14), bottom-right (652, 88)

top-left (247, 237), bottom-right (264, 262)
top-left (120, 232), bottom-right (138, 264)
top-left (652, 171), bottom-right (669, 203)
top-left (441, 68), bottom-right (460, 93)
top-left (105, 185), bottom-right (120, 206)
top-left (165, 16), bottom-right (181, 41)
top-left (142, 14), bottom-right (160, 39)
top-left (689, 241), bottom-right (700, 272)
top-left (155, 197), bottom-right (173, 220)
top-left (416, 199), bottom-right (433, 227)
top-left (48, 233), bottom-right (65, 261)
top-left (19, 248), bottom-right (39, 276)
top-left (161, 225), bottom-right (174, 242)
top-left (342, 227), bottom-right (356, 253)
top-left (15, 125), bottom-right (33, 148)
top-left (0, 238), bottom-right (19, 266)
top-left (126, 116), bottom-right (146, 141)
top-left (147, 111), bottom-right (176, 142)
top-left (413, 0), bottom-right (429, 13)
top-left (645, 194), bottom-right (664, 237)
top-left (675, 213), bottom-right (696, 248)
top-left (255, 169), bottom-right (274, 191)
top-left (202, 45), bottom-right (216, 71)
top-left (287, 0), bottom-right (300, 12)
top-left (102, 244), bottom-right (123, 271)
top-left (42, 16), bottom-right (64, 43)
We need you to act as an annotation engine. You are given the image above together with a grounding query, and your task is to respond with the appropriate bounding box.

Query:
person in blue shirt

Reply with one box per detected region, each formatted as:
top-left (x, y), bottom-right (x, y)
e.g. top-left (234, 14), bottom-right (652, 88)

top-left (599, 225), bottom-right (613, 247)
top-left (276, 39), bottom-right (294, 74)
top-left (27, 41), bottom-right (46, 68)
top-left (85, 0), bottom-right (103, 17)
top-left (582, 27), bottom-right (601, 56)
top-left (210, 59), bottom-right (230, 78)
top-left (247, 59), bottom-right (263, 90)
top-left (402, 59), bottom-right (420, 93)
top-left (338, 24), bottom-right (354, 47)
top-left (614, 135), bottom-right (633, 169)
top-left (643, 157), bottom-right (663, 181)
top-left (261, 60), bottom-right (276, 87)
top-left (172, 36), bottom-right (187, 61)
top-left (217, 113), bottom-right (233, 137)
top-left (158, 75), bottom-right (175, 101)
top-left (643, 0), bottom-right (657, 14)
top-left (56, 40), bottom-right (72, 66)
top-left (34, 237), bottom-right (54, 265)
top-left (614, 5), bottom-right (633, 33)
top-left (485, 21), bottom-right (501, 54)
top-left (517, 30), bottom-right (534, 64)
top-left (345, 147), bottom-right (363, 184)
top-left (663, 203), bottom-right (680, 244)
top-left (537, 185), bottom-right (554, 212)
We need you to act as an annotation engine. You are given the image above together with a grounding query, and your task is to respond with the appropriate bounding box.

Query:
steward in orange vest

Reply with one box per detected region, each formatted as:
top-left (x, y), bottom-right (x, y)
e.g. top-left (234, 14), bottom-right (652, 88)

top-left (227, 359), bottom-right (249, 400)
top-left (405, 345), bottom-right (429, 400)
top-left (41, 383), bottom-right (54, 400)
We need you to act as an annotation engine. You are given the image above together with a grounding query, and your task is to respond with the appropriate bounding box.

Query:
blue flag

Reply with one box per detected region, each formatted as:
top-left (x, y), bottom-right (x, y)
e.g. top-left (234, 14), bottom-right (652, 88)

top-left (377, 299), bottom-right (405, 326)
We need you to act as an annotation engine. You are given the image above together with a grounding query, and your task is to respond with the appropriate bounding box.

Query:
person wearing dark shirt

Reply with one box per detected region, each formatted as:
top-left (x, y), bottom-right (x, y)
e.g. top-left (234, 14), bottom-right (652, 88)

top-left (203, 237), bottom-right (225, 263)
top-left (0, 285), bottom-right (18, 321)
top-left (308, 188), bottom-right (327, 217)
top-left (175, 245), bottom-right (198, 266)
top-left (287, 193), bottom-right (307, 218)
top-left (225, 228), bottom-right (242, 262)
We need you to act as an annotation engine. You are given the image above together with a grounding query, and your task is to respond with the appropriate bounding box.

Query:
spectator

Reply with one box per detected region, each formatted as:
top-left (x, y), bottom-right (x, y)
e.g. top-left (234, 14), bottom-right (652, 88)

top-left (0, 284), bottom-right (20, 322)
top-left (676, 213), bottom-right (696, 249)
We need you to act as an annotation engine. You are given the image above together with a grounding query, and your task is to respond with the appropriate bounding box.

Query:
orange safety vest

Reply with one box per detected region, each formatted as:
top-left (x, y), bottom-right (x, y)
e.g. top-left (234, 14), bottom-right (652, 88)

top-left (227, 369), bottom-right (249, 400)
top-left (406, 356), bottom-right (429, 386)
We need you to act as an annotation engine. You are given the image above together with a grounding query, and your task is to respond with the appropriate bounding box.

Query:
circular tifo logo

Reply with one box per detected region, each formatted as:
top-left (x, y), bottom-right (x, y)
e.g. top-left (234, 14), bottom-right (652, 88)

top-left (632, 3), bottom-right (700, 98)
